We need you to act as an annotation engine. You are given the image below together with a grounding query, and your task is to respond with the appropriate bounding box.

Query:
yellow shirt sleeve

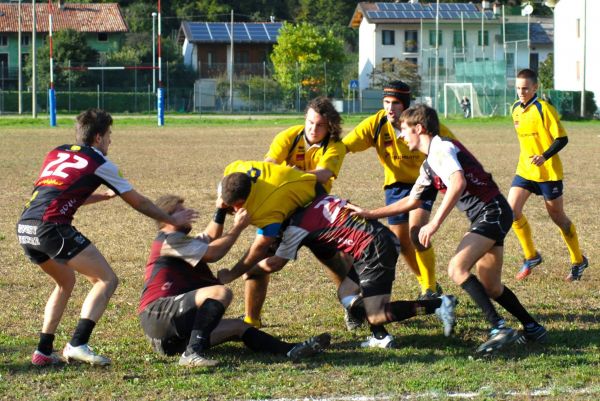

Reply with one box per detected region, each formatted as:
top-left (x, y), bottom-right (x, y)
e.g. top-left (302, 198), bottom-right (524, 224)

top-left (264, 125), bottom-right (304, 164)
top-left (342, 111), bottom-right (382, 153)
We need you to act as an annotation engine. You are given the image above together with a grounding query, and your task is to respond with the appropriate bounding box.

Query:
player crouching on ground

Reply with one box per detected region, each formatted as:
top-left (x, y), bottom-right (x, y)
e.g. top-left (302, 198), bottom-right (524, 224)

top-left (138, 194), bottom-right (330, 367)
top-left (347, 105), bottom-right (547, 354)
top-left (219, 193), bottom-right (458, 349)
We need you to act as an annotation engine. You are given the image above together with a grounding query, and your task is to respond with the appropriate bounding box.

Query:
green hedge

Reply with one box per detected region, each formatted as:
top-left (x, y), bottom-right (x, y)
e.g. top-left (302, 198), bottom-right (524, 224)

top-left (0, 90), bottom-right (190, 113)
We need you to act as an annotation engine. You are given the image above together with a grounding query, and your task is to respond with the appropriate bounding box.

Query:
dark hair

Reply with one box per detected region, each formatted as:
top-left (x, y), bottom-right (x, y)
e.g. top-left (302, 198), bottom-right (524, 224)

top-left (220, 173), bottom-right (252, 205)
top-left (305, 96), bottom-right (343, 141)
top-left (517, 68), bottom-right (538, 84)
top-left (76, 108), bottom-right (113, 146)
top-left (400, 105), bottom-right (440, 136)
top-left (383, 80), bottom-right (411, 109)
top-left (154, 194), bottom-right (184, 228)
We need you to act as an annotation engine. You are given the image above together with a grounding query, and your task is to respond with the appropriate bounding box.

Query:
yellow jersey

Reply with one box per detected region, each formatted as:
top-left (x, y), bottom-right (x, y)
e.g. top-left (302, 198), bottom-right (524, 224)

top-left (264, 125), bottom-right (346, 193)
top-left (342, 109), bottom-right (456, 187)
top-left (511, 96), bottom-right (566, 182)
top-left (223, 160), bottom-right (318, 234)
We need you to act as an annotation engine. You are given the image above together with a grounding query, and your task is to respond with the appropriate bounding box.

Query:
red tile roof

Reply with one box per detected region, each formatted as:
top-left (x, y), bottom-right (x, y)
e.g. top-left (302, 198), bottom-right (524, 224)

top-left (0, 3), bottom-right (128, 33)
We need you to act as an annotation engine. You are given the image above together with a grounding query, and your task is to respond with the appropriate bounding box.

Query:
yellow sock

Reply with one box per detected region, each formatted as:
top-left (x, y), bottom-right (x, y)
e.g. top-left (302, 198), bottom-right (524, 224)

top-left (415, 247), bottom-right (436, 293)
top-left (243, 315), bottom-right (262, 329)
top-left (512, 215), bottom-right (537, 260)
top-left (560, 223), bottom-right (583, 264)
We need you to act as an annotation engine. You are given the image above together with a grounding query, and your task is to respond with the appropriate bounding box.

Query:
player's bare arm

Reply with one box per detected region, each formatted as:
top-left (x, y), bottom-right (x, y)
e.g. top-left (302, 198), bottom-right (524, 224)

top-left (256, 255), bottom-right (289, 273)
top-left (346, 196), bottom-right (421, 220)
top-left (419, 171), bottom-right (466, 248)
top-left (120, 189), bottom-right (198, 227)
top-left (82, 189), bottom-right (117, 205)
top-left (202, 208), bottom-right (251, 263)
top-left (217, 234), bottom-right (275, 284)
top-left (307, 167), bottom-right (334, 184)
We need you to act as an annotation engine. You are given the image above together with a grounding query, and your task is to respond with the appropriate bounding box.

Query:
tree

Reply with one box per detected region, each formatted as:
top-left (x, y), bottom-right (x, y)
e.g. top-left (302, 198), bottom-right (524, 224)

top-left (26, 29), bottom-right (97, 89)
top-left (271, 22), bottom-right (346, 102)
top-left (538, 52), bottom-right (553, 91)
top-left (369, 59), bottom-right (422, 97)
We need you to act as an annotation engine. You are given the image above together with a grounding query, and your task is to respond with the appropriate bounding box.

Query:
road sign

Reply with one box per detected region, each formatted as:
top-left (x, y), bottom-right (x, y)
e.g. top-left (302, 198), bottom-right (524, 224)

top-left (349, 80), bottom-right (359, 90)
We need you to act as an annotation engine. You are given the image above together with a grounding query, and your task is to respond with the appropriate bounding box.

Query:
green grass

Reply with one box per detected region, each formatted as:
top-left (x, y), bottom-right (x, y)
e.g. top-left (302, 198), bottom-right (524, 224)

top-left (0, 118), bottom-right (599, 400)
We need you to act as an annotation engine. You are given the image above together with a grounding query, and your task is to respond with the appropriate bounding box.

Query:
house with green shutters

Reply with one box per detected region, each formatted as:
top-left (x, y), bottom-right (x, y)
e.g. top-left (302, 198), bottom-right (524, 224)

top-left (0, 2), bottom-right (128, 89)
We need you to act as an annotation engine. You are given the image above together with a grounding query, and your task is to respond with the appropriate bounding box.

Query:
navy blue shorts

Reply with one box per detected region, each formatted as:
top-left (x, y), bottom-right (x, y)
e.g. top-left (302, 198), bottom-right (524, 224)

top-left (384, 182), bottom-right (435, 225)
top-left (511, 175), bottom-right (563, 201)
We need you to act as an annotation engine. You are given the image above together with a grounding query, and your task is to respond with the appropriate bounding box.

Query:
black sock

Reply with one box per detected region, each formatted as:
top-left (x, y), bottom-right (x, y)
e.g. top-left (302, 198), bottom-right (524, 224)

top-left (37, 333), bottom-right (55, 355)
top-left (460, 275), bottom-right (503, 328)
top-left (187, 298), bottom-right (226, 354)
top-left (384, 299), bottom-right (442, 322)
top-left (494, 286), bottom-right (536, 327)
top-left (70, 318), bottom-right (96, 347)
top-left (241, 327), bottom-right (293, 355)
top-left (369, 324), bottom-right (389, 340)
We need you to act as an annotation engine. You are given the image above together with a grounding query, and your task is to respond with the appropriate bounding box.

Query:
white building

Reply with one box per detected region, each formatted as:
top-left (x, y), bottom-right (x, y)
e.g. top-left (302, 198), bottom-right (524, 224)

top-left (554, 0), bottom-right (599, 110)
top-left (350, 2), bottom-right (553, 91)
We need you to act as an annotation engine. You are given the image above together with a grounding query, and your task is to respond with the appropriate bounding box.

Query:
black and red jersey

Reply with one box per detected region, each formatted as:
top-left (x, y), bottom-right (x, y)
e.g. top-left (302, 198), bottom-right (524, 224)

top-left (19, 144), bottom-right (132, 224)
top-left (138, 231), bottom-right (219, 313)
top-left (410, 136), bottom-right (500, 221)
top-left (275, 194), bottom-right (389, 261)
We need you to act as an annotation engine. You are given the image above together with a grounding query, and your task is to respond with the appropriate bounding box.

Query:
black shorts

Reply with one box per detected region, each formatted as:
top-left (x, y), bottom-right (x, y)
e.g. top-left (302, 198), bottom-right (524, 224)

top-left (354, 225), bottom-right (399, 298)
top-left (16, 220), bottom-right (91, 264)
top-left (469, 195), bottom-right (513, 246)
top-left (139, 291), bottom-right (200, 356)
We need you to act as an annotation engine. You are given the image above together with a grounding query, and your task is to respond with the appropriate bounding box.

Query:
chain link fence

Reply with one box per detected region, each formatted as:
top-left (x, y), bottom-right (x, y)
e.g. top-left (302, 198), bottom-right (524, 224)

top-left (1, 59), bottom-right (596, 118)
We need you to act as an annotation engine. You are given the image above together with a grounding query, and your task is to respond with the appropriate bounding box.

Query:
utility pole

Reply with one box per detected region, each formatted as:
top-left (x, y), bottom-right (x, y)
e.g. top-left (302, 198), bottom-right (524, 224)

top-left (32, 0), bottom-right (37, 118)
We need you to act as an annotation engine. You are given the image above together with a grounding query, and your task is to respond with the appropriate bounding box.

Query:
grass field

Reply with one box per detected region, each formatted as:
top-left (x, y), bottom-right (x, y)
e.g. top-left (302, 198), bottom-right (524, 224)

top-left (0, 116), bottom-right (599, 400)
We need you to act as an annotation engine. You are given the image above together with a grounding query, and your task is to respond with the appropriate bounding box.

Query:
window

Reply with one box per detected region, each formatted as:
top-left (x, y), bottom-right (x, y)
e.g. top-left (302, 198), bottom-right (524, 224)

top-left (382, 30), bottom-right (395, 45)
top-left (404, 30), bottom-right (418, 52)
top-left (97, 33), bottom-right (108, 42)
top-left (236, 51), bottom-right (249, 63)
top-left (429, 30), bottom-right (442, 46)
top-left (477, 30), bottom-right (489, 46)
top-left (207, 52), bottom-right (214, 67)
top-left (406, 58), bottom-right (417, 65)
top-left (427, 57), bottom-right (445, 75)
top-left (453, 31), bottom-right (467, 48)
top-left (576, 19), bottom-right (580, 38)
top-left (0, 35), bottom-right (8, 47)
top-left (21, 34), bottom-right (31, 47)
top-left (381, 57), bottom-right (395, 72)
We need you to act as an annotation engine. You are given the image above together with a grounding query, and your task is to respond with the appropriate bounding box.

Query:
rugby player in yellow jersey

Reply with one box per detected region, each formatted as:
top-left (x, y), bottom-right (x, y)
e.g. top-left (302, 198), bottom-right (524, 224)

top-left (509, 69), bottom-right (588, 281)
top-left (215, 160), bottom-right (324, 327)
top-left (342, 81), bottom-right (457, 300)
top-left (250, 97), bottom-right (354, 328)
top-left (265, 96), bottom-right (345, 193)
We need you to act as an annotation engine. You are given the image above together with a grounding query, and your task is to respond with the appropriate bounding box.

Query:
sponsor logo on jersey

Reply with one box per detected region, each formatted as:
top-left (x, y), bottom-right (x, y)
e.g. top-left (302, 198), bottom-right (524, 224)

top-left (70, 145), bottom-right (81, 151)
top-left (60, 199), bottom-right (78, 215)
top-left (161, 282), bottom-right (173, 291)
top-left (38, 178), bottom-right (64, 186)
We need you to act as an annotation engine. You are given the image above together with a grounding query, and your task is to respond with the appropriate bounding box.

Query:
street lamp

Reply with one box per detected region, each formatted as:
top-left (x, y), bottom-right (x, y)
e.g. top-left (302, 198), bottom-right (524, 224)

top-left (522, 4), bottom-right (533, 68)
top-left (152, 12), bottom-right (157, 94)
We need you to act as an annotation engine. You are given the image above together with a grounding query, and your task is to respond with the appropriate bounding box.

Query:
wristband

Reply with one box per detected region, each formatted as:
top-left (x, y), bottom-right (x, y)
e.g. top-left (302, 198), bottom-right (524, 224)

top-left (213, 208), bottom-right (227, 224)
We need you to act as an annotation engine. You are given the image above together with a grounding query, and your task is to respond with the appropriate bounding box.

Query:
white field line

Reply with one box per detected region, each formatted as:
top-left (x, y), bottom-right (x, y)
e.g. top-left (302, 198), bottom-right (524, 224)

top-left (255, 385), bottom-right (600, 401)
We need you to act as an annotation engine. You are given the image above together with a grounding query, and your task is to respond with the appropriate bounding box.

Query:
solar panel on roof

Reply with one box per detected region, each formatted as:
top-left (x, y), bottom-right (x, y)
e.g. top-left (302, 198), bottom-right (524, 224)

top-left (247, 25), bottom-right (269, 40)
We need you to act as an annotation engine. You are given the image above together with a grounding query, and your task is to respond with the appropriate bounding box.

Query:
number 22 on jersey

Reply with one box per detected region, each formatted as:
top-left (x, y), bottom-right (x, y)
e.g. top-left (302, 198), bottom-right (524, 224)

top-left (40, 152), bottom-right (89, 179)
